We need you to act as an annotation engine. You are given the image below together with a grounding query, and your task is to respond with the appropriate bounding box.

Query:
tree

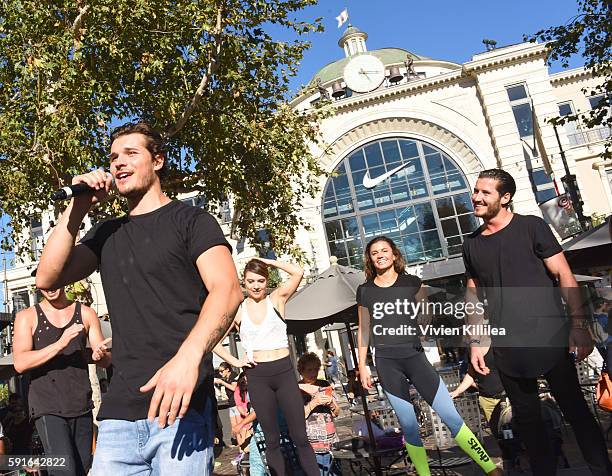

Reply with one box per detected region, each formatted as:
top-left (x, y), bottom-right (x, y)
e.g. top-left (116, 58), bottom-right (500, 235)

top-left (528, 0), bottom-right (611, 158)
top-left (0, 0), bottom-right (329, 259)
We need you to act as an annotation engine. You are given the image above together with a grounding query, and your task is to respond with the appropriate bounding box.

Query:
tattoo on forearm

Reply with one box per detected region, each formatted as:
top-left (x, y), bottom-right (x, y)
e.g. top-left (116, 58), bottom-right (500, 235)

top-left (203, 311), bottom-right (235, 355)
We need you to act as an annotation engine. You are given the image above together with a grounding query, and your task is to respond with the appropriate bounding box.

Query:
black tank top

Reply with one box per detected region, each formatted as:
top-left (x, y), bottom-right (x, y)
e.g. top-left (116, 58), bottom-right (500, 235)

top-left (28, 302), bottom-right (93, 418)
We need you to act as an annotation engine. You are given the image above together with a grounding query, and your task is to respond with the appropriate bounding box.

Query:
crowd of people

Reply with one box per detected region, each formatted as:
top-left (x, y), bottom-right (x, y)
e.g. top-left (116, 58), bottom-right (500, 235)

top-left (4, 121), bottom-right (610, 476)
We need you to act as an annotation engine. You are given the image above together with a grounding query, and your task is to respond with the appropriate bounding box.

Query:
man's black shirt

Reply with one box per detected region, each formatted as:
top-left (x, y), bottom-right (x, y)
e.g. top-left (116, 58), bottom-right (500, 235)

top-left (462, 214), bottom-right (567, 378)
top-left (81, 200), bottom-right (231, 421)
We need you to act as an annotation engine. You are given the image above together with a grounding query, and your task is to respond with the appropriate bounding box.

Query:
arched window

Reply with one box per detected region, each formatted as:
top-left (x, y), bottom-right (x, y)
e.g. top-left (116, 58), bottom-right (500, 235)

top-left (322, 138), bottom-right (477, 268)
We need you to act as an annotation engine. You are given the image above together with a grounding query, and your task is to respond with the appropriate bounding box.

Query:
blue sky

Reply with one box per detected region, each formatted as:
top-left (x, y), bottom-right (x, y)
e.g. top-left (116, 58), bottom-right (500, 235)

top-left (277, 0), bottom-right (585, 94)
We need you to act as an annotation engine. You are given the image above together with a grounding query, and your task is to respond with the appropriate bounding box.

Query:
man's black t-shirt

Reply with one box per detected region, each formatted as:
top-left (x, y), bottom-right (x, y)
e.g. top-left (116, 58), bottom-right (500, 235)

top-left (462, 214), bottom-right (567, 378)
top-left (467, 350), bottom-right (505, 398)
top-left (356, 273), bottom-right (423, 359)
top-left (81, 200), bottom-right (231, 421)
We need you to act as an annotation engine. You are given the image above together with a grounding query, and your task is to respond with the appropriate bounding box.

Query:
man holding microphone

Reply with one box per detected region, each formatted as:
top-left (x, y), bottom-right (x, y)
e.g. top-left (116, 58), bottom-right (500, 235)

top-left (36, 122), bottom-right (243, 475)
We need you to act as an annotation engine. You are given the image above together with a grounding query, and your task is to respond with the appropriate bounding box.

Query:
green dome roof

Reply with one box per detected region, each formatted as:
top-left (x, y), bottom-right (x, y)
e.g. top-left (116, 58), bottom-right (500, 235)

top-left (308, 48), bottom-right (431, 87)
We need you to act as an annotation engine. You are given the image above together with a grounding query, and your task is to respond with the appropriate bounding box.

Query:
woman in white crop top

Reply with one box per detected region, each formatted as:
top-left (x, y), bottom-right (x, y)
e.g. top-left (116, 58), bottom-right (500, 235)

top-left (215, 258), bottom-right (319, 476)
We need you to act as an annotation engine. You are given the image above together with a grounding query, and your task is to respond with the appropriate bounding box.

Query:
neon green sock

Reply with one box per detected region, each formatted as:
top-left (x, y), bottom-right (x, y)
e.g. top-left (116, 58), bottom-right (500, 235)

top-left (405, 443), bottom-right (430, 476)
top-left (454, 423), bottom-right (497, 473)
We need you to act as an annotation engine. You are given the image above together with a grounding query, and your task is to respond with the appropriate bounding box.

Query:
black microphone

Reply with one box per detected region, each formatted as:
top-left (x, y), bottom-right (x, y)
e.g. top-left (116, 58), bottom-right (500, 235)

top-left (51, 183), bottom-right (95, 201)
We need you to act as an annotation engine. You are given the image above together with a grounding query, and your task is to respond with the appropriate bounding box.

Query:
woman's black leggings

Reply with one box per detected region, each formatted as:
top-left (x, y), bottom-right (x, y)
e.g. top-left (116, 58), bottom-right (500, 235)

top-left (376, 352), bottom-right (464, 446)
top-left (245, 356), bottom-right (319, 476)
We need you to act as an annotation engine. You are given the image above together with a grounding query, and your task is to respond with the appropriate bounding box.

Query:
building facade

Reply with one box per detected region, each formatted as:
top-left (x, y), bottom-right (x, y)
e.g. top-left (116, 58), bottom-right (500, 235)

top-left (290, 26), bottom-right (610, 281)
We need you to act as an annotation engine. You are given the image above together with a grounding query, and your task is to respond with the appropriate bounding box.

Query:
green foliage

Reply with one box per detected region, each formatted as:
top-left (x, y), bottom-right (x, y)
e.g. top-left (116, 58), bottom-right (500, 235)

top-left (0, 384), bottom-right (8, 405)
top-left (0, 0), bottom-right (330, 259)
top-left (267, 267), bottom-right (282, 289)
top-left (527, 0), bottom-right (611, 158)
top-left (589, 212), bottom-right (608, 226)
top-left (66, 279), bottom-right (93, 305)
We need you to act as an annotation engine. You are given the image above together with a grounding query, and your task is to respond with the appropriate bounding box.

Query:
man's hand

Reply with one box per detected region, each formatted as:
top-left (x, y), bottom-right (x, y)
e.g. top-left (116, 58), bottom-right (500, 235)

top-left (140, 350), bottom-right (199, 428)
top-left (58, 323), bottom-right (84, 350)
top-left (359, 366), bottom-right (373, 390)
top-left (569, 327), bottom-right (593, 362)
top-left (92, 337), bottom-right (111, 362)
top-left (72, 168), bottom-right (112, 206)
top-left (470, 346), bottom-right (490, 375)
top-left (449, 390), bottom-right (459, 399)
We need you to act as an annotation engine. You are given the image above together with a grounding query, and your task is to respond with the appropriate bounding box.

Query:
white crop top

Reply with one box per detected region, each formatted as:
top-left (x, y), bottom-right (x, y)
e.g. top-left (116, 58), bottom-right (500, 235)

top-left (239, 296), bottom-right (288, 360)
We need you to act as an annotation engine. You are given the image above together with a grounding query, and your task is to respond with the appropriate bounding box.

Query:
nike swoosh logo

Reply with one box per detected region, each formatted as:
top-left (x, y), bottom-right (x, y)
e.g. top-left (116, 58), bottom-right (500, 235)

top-left (362, 162), bottom-right (414, 189)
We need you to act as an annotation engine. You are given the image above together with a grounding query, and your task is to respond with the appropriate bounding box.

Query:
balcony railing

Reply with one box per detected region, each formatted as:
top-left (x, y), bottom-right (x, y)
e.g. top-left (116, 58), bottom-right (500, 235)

top-left (566, 127), bottom-right (611, 147)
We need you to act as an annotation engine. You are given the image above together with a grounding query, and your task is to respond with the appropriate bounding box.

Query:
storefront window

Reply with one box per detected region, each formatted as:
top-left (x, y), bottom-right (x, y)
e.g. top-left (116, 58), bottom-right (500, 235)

top-left (322, 138), bottom-right (476, 267)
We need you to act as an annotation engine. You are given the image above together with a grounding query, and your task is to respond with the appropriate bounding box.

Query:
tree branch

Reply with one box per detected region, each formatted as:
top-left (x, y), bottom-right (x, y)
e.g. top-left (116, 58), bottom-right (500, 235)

top-left (166, 8), bottom-right (224, 138)
top-left (72, 5), bottom-right (89, 40)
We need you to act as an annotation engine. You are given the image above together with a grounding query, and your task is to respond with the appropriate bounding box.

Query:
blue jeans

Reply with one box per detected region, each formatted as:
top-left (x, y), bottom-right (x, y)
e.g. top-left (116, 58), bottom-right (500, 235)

top-left (316, 452), bottom-right (339, 476)
top-left (248, 431), bottom-right (266, 476)
top-left (91, 406), bottom-right (214, 476)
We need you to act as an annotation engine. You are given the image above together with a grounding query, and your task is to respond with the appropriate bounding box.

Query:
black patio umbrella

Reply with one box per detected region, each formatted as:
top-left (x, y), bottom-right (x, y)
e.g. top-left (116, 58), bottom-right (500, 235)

top-left (563, 216), bottom-right (612, 269)
top-left (285, 258), bottom-right (365, 335)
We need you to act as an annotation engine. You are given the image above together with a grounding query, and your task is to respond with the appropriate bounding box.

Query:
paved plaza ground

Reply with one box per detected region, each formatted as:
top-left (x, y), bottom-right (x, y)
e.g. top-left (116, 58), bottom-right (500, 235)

top-left (213, 387), bottom-right (612, 476)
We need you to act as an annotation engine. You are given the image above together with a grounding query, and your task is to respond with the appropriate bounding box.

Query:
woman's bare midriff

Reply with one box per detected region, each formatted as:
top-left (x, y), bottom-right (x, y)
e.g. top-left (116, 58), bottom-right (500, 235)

top-left (253, 347), bottom-right (290, 362)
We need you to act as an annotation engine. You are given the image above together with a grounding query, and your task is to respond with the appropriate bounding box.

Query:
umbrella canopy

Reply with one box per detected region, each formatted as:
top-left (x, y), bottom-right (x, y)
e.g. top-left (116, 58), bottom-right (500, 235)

top-left (285, 259), bottom-right (365, 334)
top-left (574, 274), bottom-right (603, 283)
top-left (563, 217), bottom-right (612, 269)
top-left (563, 218), bottom-right (611, 251)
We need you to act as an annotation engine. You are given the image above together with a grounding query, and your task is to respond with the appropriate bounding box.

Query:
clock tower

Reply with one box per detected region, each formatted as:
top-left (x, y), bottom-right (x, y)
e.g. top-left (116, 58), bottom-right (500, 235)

top-left (338, 24), bottom-right (368, 58)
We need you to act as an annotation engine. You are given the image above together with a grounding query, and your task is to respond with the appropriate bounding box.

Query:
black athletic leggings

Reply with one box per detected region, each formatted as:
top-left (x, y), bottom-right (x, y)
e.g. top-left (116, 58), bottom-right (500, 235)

top-left (375, 353), bottom-right (464, 445)
top-left (245, 356), bottom-right (319, 476)
top-left (35, 412), bottom-right (93, 476)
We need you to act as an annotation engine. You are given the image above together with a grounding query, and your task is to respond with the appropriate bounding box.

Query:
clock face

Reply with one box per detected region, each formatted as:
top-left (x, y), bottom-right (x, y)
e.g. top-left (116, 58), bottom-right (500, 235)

top-left (343, 55), bottom-right (386, 93)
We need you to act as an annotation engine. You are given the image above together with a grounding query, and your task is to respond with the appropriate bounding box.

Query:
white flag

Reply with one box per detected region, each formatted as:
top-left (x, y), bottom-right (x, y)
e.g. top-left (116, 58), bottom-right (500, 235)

top-left (336, 8), bottom-right (348, 28)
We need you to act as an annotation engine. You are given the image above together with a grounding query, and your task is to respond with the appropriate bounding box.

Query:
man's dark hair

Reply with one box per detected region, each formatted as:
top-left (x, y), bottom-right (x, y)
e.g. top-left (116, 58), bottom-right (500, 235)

top-left (478, 168), bottom-right (516, 208)
top-left (110, 122), bottom-right (167, 180)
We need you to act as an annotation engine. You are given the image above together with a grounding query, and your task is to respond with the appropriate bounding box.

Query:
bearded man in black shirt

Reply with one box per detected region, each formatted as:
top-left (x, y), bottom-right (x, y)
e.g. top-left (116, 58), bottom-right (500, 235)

top-left (36, 122), bottom-right (244, 475)
top-left (462, 168), bottom-right (611, 476)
